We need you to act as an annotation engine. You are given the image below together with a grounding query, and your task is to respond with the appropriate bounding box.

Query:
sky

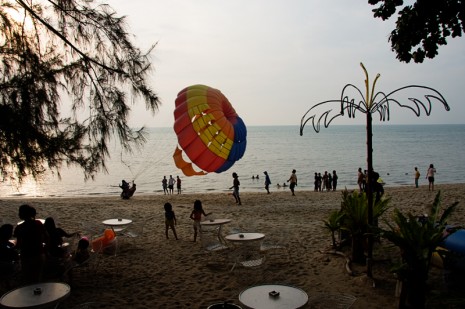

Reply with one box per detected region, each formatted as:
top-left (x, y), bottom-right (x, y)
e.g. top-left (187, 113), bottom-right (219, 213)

top-left (109, 0), bottom-right (465, 128)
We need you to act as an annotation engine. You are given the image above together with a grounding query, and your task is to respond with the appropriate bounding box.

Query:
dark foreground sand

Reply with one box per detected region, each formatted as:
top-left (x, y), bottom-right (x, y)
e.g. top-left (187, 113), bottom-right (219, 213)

top-left (1, 184), bottom-right (464, 308)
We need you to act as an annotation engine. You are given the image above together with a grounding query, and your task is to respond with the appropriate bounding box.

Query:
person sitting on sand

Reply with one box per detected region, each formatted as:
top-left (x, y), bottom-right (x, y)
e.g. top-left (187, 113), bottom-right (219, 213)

top-left (14, 204), bottom-right (48, 283)
top-left (189, 200), bottom-right (212, 242)
top-left (44, 217), bottom-right (80, 259)
top-left (73, 237), bottom-right (90, 264)
top-left (0, 224), bottom-right (19, 276)
top-left (164, 203), bottom-right (178, 240)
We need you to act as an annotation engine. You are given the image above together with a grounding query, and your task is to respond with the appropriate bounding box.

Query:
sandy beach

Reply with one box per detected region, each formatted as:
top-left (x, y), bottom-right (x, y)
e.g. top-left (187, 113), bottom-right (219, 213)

top-left (1, 184), bottom-right (464, 308)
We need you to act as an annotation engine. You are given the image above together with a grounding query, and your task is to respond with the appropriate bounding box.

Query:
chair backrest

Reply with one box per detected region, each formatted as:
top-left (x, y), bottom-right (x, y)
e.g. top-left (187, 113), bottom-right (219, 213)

top-left (237, 218), bottom-right (258, 233)
top-left (200, 229), bottom-right (228, 252)
top-left (125, 219), bottom-right (148, 238)
top-left (80, 222), bottom-right (103, 239)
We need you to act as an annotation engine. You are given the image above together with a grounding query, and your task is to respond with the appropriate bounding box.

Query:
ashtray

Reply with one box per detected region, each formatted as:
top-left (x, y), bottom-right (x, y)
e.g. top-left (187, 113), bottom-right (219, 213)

top-left (33, 287), bottom-right (42, 295)
top-left (239, 234), bottom-right (244, 238)
top-left (118, 218), bottom-right (122, 221)
top-left (269, 291), bottom-right (280, 298)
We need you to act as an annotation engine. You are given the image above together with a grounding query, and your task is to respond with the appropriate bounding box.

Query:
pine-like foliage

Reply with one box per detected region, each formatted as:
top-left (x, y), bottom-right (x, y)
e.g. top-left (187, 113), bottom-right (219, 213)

top-left (0, 0), bottom-right (160, 184)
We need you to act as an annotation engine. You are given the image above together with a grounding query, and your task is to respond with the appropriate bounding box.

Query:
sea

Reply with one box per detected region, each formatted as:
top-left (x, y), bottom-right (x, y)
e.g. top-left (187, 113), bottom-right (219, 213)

top-left (1, 124), bottom-right (464, 198)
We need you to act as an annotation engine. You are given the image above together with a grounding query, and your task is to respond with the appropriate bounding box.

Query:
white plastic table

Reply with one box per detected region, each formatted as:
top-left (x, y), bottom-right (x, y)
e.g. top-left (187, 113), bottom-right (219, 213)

top-left (226, 233), bottom-right (266, 271)
top-left (200, 219), bottom-right (232, 226)
top-left (225, 233), bottom-right (265, 242)
top-left (102, 218), bottom-right (132, 233)
top-left (0, 282), bottom-right (71, 309)
top-left (239, 284), bottom-right (308, 309)
top-left (200, 219), bottom-right (232, 243)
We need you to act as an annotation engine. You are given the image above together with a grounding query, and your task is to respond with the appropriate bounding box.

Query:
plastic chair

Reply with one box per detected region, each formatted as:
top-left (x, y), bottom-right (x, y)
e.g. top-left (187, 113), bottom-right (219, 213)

top-left (80, 222), bottom-right (104, 240)
top-left (62, 246), bottom-right (102, 285)
top-left (200, 226), bottom-right (229, 253)
top-left (121, 219), bottom-right (148, 247)
top-left (230, 243), bottom-right (266, 272)
top-left (92, 229), bottom-right (116, 254)
top-left (0, 260), bottom-right (20, 289)
top-left (260, 228), bottom-right (291, 263)
top-left (198, 226), bottom-right (230, 269)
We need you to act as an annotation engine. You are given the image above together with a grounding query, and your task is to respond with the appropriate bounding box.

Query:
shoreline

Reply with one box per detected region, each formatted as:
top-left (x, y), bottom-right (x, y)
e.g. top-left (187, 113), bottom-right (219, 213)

top-left (2, 182), bottom-right (465, 200)
top-left (1, 184), bottom-right (464, 308)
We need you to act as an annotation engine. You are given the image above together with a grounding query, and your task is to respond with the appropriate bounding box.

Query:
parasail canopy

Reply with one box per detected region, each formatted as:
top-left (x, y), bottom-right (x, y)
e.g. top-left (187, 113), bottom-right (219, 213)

top-left (173, 84), bottom-right (247, 176)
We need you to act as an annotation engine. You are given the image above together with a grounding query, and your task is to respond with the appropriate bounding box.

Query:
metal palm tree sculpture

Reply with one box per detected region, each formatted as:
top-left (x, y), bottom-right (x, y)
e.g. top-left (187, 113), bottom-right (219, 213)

top-left (300, 63), bottom-right (450, 277)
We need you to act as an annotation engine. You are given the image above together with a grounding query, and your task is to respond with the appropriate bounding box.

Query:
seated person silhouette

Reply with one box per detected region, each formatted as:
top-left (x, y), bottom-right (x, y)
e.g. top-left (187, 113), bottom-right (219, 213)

top-left (120, 180), bottom-right (136, 199)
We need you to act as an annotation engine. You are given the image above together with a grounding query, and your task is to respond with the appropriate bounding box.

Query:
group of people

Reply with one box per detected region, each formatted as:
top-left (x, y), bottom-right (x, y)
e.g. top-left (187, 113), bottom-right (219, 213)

top-left (121, 162), bottom-right (438, 202)
top-left (163, 199), bottom-right (211, 243)
top-left (313, 170), bottom-right (338, 192)
top-left (161, 175), bottom-right (182, 195)
top-left (227, 170), bottom-right (273, 205)
top-left (119, 180), bottom-right (137, 199)
top-left (414, 163), bottom-right (437, 191)
top-left (356, 168), bottom-right (385, 202)
top-left (0, 204), bottom-right (88, 284)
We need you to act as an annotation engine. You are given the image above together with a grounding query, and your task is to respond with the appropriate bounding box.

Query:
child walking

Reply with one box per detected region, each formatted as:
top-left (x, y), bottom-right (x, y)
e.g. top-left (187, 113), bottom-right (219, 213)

top-left (164, 202), bottom-right (178, 240)
top-left (189, 200), bottom-right (212, 242)
top-left (230, 172), bottom-right (242, 205)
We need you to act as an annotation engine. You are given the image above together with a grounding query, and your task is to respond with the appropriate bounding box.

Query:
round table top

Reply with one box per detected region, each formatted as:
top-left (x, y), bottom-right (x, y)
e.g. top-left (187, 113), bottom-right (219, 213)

top-left (225, 232), bottom-right (265, 242)
top-left (200, 219), bottom-right (232, 226)
top-left (239, 284), bottom-right (308, 309)
top-left (0, 282), bottom-right (71, 309)
top-left (102, 218), bottom-right (132, 226)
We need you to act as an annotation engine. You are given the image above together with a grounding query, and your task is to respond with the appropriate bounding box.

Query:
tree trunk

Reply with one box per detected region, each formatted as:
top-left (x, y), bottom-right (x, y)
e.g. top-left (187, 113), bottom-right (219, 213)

top-left (398, 269), bottom-right (428, 308)
top-left (351, 235), bottom-right (366, 264)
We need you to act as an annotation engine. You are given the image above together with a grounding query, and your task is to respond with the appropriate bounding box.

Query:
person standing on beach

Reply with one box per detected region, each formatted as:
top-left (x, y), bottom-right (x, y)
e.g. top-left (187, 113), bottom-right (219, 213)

top-left (414, 167), bottom-right (421, 188)
top-left (357, 168), bottom-right (364, 192)
top-left (287, 169), bottom-right (298, 196)
top-left (426, 164), bottom-right (437, 191)
top-left (0, 224), bottom-right (19, 276)
top-left (332, 170), bottom-right (338, 191)
top-left (314, 173), bottom-right (318, 191)
top-left (327, 172), bottom-right (333, 191)
top-left (162, 176), bottom-right (168, 195)
top-left (264, 171), bottom-right (272, 194)
top-left (322, 171), bottom-right (328, 191)
top-left (168, 175), bottom-right (175, 195)
top-left (164, 203), bottom-right (178, 240)
top-left (230, 172), bottom-right (242, 205)
top-left (176, 176), bottom-right (182, 194)
top-left (189, 200), bottom-right (212, 242)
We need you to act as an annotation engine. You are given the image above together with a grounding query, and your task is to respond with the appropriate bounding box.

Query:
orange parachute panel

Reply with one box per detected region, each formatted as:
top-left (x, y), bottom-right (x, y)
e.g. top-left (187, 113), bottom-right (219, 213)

top-left (173, 84), bottom-right (247, 176)
top-left (173, 147), bottom-right (207, 176)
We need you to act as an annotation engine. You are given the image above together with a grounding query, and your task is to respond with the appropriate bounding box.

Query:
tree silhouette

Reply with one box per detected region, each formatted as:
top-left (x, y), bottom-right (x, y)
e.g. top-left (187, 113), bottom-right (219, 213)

top-left (300, 62), bottom-right (450, 277)
top-left (368, 0), bottom-right (465, 63)
top-left (0, 0), bottom-right (160, 184)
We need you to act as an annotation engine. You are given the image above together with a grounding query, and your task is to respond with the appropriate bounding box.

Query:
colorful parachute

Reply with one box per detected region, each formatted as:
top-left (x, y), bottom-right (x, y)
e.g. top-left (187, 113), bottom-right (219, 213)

top-left (173, 84), bottom-right (247, 176)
